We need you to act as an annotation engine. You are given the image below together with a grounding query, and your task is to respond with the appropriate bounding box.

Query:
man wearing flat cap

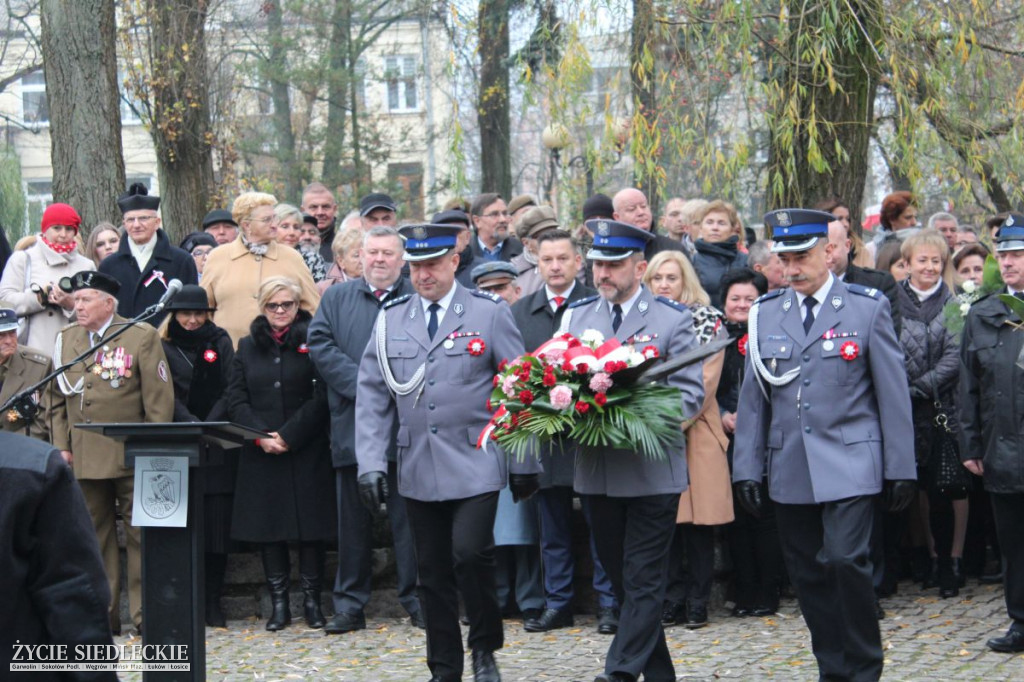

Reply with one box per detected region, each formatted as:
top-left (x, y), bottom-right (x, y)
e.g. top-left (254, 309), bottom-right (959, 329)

top-left (0, 308), bottom-right (52, 440)
top-left (356, 223), bottom-right (541, 682)
top-left (509, 205), bottom-right (561, 296)
top-left (360, 192), bottom-right (399, 230)
top-left (99, 183), bottom-right (198, 326)
top-left (961, 213), bottom-right (1024, 653)
top-left (733, 209), bottom-right (915, 681)
top-left (48, 270), bottom-right (175, 635)
top-left (559, 219), bottom-right (704, 682)
top-left (202, 209), bottom-right (239, 245)
top-left (471, 261), bottom-right (521, 306)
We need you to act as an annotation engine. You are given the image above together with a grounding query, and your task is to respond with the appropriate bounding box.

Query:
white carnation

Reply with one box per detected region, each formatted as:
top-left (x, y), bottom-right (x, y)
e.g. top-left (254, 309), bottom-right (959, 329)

top-left (962, 280), bottom-right (977, 294)
top-left (580, 329), bottom-right (605, 346)
top-left (959, 302), bottom-right (971, 315)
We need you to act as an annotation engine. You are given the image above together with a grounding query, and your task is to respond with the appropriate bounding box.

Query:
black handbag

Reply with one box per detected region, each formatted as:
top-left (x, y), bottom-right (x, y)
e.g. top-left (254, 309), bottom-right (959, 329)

top-left (926, 406), bottom-right (971, 499)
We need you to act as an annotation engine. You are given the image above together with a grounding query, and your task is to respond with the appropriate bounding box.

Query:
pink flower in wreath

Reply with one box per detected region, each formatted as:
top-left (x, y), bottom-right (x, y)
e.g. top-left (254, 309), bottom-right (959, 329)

top-left (542, 348), bottom-right (565, 365)
top-left (549, 385), bottom-right (574, 410)
top-left (589, 372), bottom-right (613, 393)
top-left (501, 374), bottom-right (519, 398)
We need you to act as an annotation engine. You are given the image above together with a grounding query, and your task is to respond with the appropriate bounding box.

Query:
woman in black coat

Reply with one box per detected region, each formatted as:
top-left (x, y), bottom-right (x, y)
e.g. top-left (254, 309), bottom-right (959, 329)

top-left (158, 284), bottom-right (236, 627)
top-left (228, 276), bottom-right (334, 631)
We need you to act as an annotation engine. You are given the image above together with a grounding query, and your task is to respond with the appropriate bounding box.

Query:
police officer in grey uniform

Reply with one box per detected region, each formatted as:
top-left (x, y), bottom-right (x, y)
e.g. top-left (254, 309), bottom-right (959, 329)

top-left (560, 219), bottom-right (704, 682)
top-left (355, 223), bottom-right (541, 682)
top-left (733, 209), bottom-right (916, 682)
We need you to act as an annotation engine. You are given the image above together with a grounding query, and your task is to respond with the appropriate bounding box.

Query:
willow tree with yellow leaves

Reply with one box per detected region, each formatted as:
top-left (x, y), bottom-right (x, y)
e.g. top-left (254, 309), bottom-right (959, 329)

top-left (531, 0), bottom-right (1024, 226)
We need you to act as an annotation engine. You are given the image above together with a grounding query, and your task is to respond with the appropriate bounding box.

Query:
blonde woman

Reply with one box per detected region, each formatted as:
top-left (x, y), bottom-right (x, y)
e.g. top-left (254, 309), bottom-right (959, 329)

top-left (643, 250), bottom-right (733, 628)
top-left (200, 192), bottom-right (320, 346)
top-left (318, 228), bottom-right (363, 294)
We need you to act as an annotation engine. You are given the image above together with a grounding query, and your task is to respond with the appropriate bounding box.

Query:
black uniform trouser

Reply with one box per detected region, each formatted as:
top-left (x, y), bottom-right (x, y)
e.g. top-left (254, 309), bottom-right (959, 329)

top-left (728, 497), bottom-right (783, 611)
top-left (990, 492), bottom-right (1024, 632)
top-left (584, 492), bottom-right (678, 682)
top-left (664, 523), bottom-right (715, 607)
top-left (332, 463), bottom-right (419, 617)
top-left (776, 496), bottom-right (882, 682)
top-left (405, 492), bottom-right (502, 681)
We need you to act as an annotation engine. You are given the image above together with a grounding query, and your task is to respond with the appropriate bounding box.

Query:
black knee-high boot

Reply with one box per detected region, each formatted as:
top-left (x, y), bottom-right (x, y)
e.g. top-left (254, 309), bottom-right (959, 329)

top-left (261, 543), bottom-right (291, 631)
top-left (205, 552), bottom-right (228, 627)
top-left (299, 542), bottom-right (325, 628)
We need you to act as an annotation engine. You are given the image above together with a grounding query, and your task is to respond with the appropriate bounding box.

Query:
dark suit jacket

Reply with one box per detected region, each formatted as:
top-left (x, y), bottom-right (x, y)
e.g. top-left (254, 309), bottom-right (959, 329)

top-left (98, 229), bottom-right (198, 325)
top-left (511, 282), bottom-right (596, 488)
top-left (844, 264), bottom-right (901, 336)
top-left (470, 234), bottom-right (524, 263)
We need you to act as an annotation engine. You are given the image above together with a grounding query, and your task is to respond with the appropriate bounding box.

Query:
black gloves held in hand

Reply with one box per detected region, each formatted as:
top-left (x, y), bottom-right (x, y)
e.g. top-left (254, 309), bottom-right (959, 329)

top-left (734, 479), bottom-right (764, 517)
top-left (358, 471), bottom-right (389, 518)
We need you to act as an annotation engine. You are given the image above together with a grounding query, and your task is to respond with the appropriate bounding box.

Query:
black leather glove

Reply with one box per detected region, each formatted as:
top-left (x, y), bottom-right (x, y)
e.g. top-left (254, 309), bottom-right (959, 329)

top-left (734, 480), bottom-right (764, 517)
top-left (509, 474), bottom-right (540, 503)
top-left (358, 471), bottom-right (389, 518)
top-left (884, 479), bottom-right (917, 513)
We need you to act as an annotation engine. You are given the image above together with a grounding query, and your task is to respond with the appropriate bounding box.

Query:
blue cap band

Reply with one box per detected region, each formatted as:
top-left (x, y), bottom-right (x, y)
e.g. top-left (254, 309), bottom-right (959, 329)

top-left (998, 226), bottom-right (1024, 241)
top-left (405, 236), bottom-right (457, 251)
top-left (773, 222), bottom-right (829, 240)
top-left (592, 235), bottom-right (647, 251)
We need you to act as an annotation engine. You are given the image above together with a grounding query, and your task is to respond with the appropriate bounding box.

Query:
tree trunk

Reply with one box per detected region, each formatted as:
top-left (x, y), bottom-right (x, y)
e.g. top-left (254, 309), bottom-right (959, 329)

top-left (766, 0), bottom-right (882, 228)
top-left (144, 0), bottom-right (215, 243)
top-left (320, 0), bottom-right (352, 195)
top-left (265, 0), bottom-right (302, 201)
top-left (477, 0), bottom-right (511, 197)
top-left (40, 0), bottom-right (125, 231)
top-left (630, 0), bottom-right (658, 214)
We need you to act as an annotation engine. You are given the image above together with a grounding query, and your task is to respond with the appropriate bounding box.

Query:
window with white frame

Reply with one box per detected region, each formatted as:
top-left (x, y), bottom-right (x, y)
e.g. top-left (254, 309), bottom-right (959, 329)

top-left (24, 180), bottom-right (53, 232)
top-left (20, 70), bottom-right (49, 126)
top-left (385, 55), bottom-right (418, 112)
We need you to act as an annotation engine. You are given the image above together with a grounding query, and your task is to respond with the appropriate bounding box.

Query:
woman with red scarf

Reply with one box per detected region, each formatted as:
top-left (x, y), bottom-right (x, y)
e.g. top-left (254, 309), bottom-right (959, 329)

top-left (0, 203), bottom-right (94, 352)
top-left (228, 276), bottom-right (334, 632)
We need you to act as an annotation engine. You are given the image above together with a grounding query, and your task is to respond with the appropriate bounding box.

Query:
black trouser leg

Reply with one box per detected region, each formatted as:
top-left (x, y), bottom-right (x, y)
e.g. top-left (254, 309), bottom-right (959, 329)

top-left (990, 492), bottom-right (1024, 631)
top-left (205, 552), bottom-right (228, 627)
top-left (682, 524), bottom-right (716, 606)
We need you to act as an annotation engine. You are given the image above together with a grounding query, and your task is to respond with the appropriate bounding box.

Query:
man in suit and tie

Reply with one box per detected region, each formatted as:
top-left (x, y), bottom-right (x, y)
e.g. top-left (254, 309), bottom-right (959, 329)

top-left (560, 219), bottom-right (704, 682)
top-left (355, 223), bottom-right (541, 682)
top-left (733, 209), bottom-right (916, 682)
top-left (510, 230), bottom-right (620, 635)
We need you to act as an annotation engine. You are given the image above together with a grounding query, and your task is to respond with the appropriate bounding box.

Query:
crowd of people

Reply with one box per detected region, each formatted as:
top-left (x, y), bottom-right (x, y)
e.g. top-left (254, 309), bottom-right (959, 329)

top-left (2, 178), bottom-right (1023, 682)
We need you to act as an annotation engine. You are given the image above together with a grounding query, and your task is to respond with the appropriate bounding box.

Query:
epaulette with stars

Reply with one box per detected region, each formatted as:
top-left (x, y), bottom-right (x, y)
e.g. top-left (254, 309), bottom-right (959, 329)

top-left (382, 293), bottom-right (412, 310)
top-left (471, 290), bottom-right (502, 303)
top-left (568, 295), bottom-right (599, 309)
top-left (655, 296), bottom-right (689, 313)
top-left (845, 283), bottom-right (881, 299)
top-left (754, 289), bottom-right (785, 305)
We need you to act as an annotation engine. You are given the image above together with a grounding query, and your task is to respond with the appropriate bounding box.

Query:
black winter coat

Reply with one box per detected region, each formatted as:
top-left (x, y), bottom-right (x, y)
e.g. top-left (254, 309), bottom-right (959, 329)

top-left (693, 237), bottom-right (748, 309)
top-left (162, 320), bottom-right (237, 494)
top-left (511, 283), bottom-right (596, 487)
top-left (307, 276), bottom-right (413, 467)
top-left (98, 229), bottom-right (198, 326)
top-left (228, 311), bottom-right (335, 541)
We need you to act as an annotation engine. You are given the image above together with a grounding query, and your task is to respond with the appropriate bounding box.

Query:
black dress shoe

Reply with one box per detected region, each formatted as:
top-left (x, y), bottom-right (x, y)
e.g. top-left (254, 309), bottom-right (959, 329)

top-left (594, 672), bottom-right (636, 682)
top-left (731, 606), bottom-right (753, 617)
top-left (524, 606), bottom-right (573, 632)
top-left (751, 606), bottom-right (777, 617)
top-left (471, 649), bottom-right (501, 682)
top-left (986, 630), bottom-right (1024, 653)
top-left (684, 602), bottom-right (708, 629)
top-left (597, 606), bottom-right (619, 635)
top-left (661, 601), bottom-right (684, 626)
top-left (324, 610), bottom-right (366, 634)
top-left (981, 569), bottom-right (1003, 584)
top-left (409, 611), bottom-right (425, 629)
top-left (520, 608), bottom-right (543, 623)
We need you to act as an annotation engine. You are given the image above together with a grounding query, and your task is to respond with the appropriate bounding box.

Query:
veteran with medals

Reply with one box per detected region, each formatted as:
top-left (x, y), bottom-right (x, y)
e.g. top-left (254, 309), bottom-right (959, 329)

top-left (355, 223), bottom-right (541, 682)
top-left (732, 209), bottom-right (916, 682)
top-left (48, 271), bottom-right (174, 635)
top-left (0, 307), bottom-right (52, 440)
top-left (558, 219), bottom-right (704, 682)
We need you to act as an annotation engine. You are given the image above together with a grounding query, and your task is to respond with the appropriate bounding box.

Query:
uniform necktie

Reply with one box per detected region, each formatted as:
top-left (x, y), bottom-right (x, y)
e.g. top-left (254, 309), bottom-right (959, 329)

top-left (803, 296), bottom-right (817, 334)
top-left (373, 289), bottom-right (387, 300)
top-left (612, 304), bottom-right (623, 333)
top-left (427, 302), bottom-right (441, 340)
top-left (1015, 291), bottom-right (1024, 301)
top-left (552, 296), bottom-right (565, 310)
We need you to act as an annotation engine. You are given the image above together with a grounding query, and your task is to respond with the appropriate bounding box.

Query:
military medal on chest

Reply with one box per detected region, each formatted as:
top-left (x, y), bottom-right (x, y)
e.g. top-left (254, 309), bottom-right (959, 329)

top-left (93, 345), bottom-right (134, 388)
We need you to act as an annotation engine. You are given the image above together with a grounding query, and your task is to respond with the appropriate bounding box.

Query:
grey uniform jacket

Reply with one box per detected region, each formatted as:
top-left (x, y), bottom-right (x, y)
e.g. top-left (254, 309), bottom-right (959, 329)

top-left (356, 282), bottom-right (541, 502)
top-left (732, 278), bottom-right (916, 504)
top-left (562, 286), bottom-right (704, 497)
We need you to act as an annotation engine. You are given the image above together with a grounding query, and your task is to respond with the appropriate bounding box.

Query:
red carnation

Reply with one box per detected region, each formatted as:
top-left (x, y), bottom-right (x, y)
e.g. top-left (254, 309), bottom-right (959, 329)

top-left (575, 401), bottom-right (590, 414)
top-left (493, 375), bottom-right (500, 387)
top-left (491, 430), bottom-right (500, 440)
top-left (595, 393), bottom-right (608, 406)
top-left (561, 360), bottom-right (574, 372)
top-left (567, 337), bottom-right (582, 348)
top-left (576, 363), bottom-right (590, 374)
top-left (498, 359), bottom-right (508, 372)
top-left (486, 399), bottom-right (492, 411)
top-left (542, 372), bottom-right (556, 387)
top-left (518, 390), bottom-right (535, 405)
top-left (604, 361), bottom-right (618, 373)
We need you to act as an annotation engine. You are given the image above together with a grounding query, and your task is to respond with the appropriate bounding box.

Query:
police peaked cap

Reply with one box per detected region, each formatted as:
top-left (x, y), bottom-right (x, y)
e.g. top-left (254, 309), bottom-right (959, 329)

top-left (765, 209), bottom-right (833, 253)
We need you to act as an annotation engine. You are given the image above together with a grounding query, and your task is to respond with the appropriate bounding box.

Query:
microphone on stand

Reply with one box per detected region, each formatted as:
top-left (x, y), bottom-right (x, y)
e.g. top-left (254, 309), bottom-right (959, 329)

top-left (153, 279), bottom-right (184, 312)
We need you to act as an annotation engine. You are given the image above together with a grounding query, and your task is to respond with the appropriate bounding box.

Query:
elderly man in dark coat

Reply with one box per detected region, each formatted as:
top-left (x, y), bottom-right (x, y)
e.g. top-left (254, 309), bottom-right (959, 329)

top-left (509, 230), bottom-right (619, 635)
top-left (99, 183), bottom-right (198, 325)
top-left (1, 432), bottom-right (116, 681)
top-left (307, 226), bottom-right (423, 633)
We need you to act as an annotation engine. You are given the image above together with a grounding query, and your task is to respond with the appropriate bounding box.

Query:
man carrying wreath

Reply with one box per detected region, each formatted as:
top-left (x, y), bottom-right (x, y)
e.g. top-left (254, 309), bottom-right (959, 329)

top-left (559, 219), bottom-right (704, 682)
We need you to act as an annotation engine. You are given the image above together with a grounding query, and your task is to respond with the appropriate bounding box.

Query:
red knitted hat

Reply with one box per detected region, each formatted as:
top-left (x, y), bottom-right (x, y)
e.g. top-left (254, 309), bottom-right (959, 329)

top-left (41, 203), bottom-right (82, 233)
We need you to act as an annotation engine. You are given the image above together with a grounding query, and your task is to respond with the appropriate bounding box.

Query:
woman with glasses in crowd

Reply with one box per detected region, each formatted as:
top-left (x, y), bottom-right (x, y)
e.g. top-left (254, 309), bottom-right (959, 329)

top-left (275, 204), bottom-right (328, 283)
top-left (179, 232), bottom-right (218, 281)
top-left (228, 276), bottom-right (334, 632)
top-left (200, 192), bottom-right (320, 347)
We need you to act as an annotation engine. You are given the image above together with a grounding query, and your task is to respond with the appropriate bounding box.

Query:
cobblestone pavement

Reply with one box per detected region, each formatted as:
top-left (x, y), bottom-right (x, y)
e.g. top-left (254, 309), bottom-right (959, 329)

top-left (116, 580), bottom-right (1024, 681)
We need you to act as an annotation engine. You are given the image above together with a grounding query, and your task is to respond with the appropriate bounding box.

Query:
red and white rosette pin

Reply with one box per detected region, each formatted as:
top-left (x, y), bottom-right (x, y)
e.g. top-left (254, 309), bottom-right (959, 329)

top-left (737, 333), bottom-right (749, 356)
top-left (839, 340), bottom-right (859, 361)
top-left (203, 349), bottom-right (218, 363)
top-left (467, 338), bottom-right (486, 356)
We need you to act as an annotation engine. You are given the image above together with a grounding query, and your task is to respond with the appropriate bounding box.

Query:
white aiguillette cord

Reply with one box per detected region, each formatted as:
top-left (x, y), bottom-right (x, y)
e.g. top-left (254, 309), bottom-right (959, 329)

top-left (748, 301), bottom-right (801, 400)
top-left (375, 308), bottom-right (425, 399)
